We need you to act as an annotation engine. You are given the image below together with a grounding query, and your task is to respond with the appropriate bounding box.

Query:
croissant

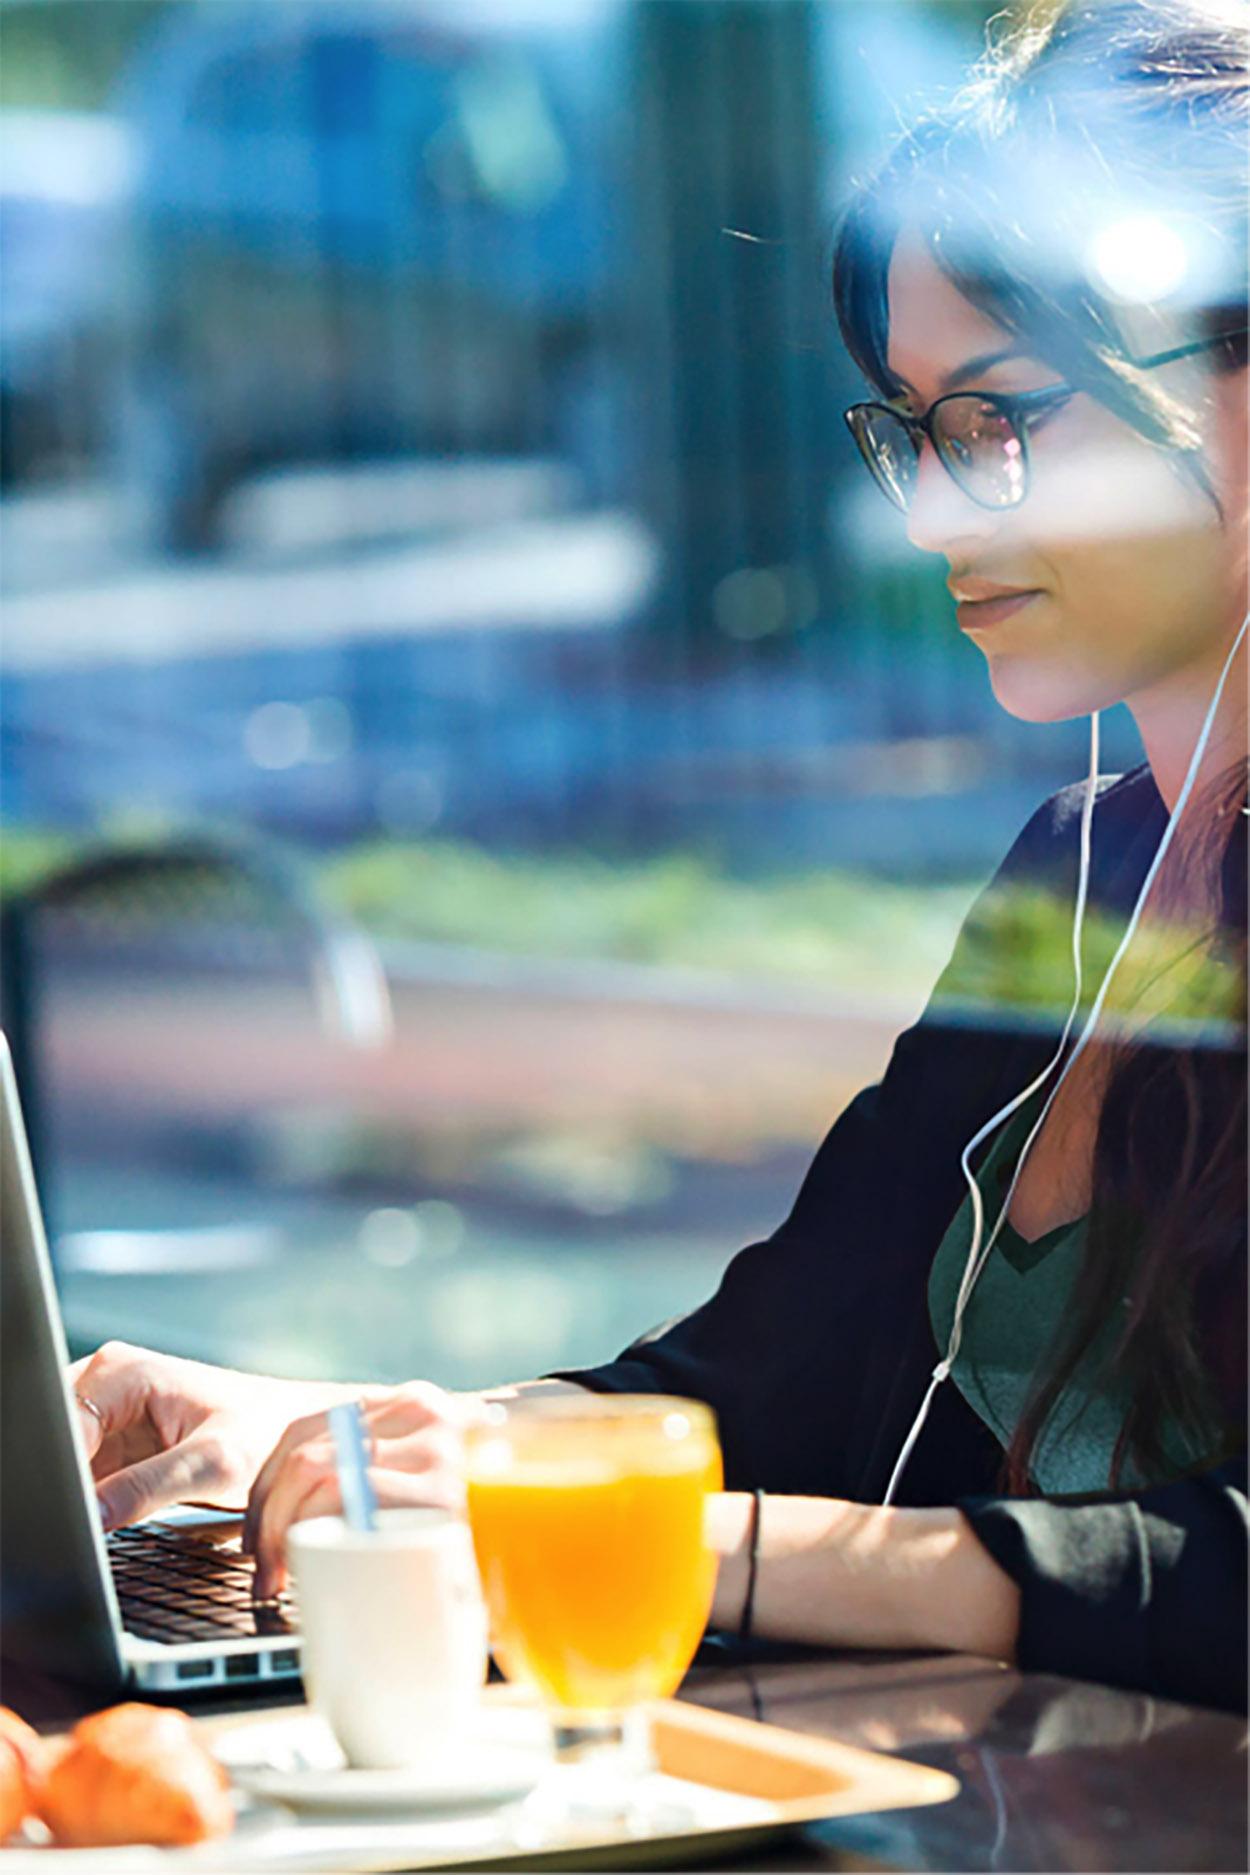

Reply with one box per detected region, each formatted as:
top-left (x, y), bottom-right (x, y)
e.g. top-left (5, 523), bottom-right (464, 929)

top-left (0, 1708), bottom-right (44, 1839)
top-left (0, 1739), bottom-right (28, 1842)
top-left (38, 1703), bottom-right (232, 1848)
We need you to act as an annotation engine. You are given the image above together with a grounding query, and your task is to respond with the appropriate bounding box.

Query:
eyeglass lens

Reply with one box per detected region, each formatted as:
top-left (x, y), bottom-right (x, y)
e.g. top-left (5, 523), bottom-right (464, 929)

top-left (856, 398), bottom-right (1026, 512)
top-left (853, 407), bottom-right (917, 510)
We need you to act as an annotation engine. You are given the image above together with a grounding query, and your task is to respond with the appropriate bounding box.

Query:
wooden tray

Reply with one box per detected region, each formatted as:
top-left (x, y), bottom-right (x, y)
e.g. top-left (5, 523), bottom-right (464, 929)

top-left (6, 1689), bottom-right (957, 1871)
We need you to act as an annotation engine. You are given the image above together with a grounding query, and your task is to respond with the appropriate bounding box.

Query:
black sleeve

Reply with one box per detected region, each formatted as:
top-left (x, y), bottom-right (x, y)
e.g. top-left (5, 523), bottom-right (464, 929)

top-left (960, 1455), bottom-right (1249, 1713)
top-left (544, 790), bottom-right (1075, 1498)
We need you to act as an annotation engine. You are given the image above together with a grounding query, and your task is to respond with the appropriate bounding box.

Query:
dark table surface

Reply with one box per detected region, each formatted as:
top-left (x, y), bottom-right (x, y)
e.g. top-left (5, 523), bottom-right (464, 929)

top-left (682, 1641), bottom-right (1248, 1873)
top-left (5, 1642), bottom-right (1246, 1872)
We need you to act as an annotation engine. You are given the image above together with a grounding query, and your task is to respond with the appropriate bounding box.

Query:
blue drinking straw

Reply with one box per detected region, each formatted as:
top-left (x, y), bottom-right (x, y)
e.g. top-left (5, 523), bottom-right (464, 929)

top-left (328, 1401), bottom-right (378, 1534)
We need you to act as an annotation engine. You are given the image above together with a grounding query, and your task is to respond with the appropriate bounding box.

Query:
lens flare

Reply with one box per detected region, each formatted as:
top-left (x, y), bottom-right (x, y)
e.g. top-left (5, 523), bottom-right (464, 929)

top-left (1087, 215), bottom-right (1189, 306)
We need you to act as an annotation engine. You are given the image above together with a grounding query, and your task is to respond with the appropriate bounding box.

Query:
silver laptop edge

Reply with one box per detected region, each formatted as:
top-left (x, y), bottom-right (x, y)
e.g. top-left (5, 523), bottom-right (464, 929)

top-left (0, 1031), bottom-right (301, 1693)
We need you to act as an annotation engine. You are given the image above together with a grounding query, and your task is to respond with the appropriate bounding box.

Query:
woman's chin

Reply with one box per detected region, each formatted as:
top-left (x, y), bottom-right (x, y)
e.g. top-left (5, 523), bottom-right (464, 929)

top-left (984, 661), bottom-right (1098, 726)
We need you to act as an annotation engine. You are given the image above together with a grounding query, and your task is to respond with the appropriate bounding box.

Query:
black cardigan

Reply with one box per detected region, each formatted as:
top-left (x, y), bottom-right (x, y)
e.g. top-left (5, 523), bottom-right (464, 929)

top-left (550, 762), bottom-right (1249, 1713)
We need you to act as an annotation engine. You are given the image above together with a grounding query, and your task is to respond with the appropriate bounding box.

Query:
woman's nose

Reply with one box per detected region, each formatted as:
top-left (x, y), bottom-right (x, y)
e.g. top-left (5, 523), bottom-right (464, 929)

top-left (905, 439), bottom-right (999, 556)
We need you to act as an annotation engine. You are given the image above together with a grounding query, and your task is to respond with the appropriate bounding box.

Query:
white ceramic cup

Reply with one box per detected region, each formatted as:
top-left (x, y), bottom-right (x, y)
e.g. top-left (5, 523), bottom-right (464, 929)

top-left (287, 1508), bottom-right (489, 1770)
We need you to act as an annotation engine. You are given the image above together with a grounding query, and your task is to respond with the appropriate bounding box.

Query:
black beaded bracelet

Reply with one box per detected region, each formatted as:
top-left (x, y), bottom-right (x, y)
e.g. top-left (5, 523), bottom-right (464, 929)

top-left (737, 1487), bottom-right (764, 1645)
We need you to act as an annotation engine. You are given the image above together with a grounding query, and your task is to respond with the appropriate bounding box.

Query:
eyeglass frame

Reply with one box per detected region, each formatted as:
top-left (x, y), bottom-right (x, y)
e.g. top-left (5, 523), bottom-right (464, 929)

top-left (843, 330), bottom-right (1248, 515)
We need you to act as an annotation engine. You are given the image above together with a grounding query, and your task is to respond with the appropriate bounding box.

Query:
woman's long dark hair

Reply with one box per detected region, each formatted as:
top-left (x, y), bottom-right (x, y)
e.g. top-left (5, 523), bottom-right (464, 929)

top-left (1012, 760), bottom-right (1247, 1491)
top-left (831, 0), bottom-right (1248, 1491)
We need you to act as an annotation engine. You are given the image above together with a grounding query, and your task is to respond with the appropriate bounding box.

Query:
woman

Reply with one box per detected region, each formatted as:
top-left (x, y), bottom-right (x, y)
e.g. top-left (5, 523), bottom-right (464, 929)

top-left (69, 0), bottom-right (1248, 1711)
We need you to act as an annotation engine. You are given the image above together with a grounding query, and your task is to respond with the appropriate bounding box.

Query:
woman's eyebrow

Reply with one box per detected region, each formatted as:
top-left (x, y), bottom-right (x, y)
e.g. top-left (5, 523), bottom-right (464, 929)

top-left (887, 346), bottom-right (1034, 399)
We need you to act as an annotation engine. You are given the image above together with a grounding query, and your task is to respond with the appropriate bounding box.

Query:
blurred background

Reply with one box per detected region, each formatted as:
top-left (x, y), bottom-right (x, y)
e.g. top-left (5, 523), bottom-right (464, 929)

top-left (0, 0), bottom-right (1145, 1388)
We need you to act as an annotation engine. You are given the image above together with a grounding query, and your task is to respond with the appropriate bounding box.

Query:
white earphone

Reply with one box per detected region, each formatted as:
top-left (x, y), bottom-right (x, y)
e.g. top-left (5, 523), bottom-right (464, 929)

top-left (883, 607), bottom-right (1249, 1506)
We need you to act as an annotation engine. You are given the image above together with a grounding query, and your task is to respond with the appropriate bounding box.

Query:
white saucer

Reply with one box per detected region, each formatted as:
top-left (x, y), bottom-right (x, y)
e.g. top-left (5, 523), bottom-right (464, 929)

top-left (214, 1709), bottom-right (549, 1815)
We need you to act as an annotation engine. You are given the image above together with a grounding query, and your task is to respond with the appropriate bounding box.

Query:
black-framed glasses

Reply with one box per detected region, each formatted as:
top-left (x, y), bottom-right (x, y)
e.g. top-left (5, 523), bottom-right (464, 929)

top-left (844, 330), bottom-right (1247, 515)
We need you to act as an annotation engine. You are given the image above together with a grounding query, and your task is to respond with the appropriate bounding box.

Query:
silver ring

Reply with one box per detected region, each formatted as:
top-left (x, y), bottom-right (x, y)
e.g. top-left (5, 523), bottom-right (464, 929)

top-left (75, 1393), bottom-right (105, 1428)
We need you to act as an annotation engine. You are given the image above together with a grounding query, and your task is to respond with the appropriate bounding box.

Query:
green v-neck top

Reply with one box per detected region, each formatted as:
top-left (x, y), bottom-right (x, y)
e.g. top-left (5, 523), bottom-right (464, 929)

top-left (926, 1084), bottom-right (1208, 1494)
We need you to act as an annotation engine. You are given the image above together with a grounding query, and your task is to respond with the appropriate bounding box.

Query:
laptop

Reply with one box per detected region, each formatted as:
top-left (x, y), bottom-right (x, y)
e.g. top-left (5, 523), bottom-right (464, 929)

top-left (0, 1032), bottom-right (303, 1694)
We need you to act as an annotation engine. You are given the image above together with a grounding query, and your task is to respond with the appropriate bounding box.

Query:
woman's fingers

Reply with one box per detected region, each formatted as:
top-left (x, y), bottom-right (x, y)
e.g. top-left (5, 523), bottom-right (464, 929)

top-left (251, 1447), bottom-right (338, 1601)
top-left (252, 1438), bottom-right (337, 1595)
top-left (253, 1426), bottom-right (462, 1585)
top-left (254, 1465), bottom-right (465, 1600)
top-left (243, 1411), bottom-right (334, 1556)
top-left (243, 1385), bottom-right (456, 1555)
top-left (368, 1425), bottom-right (467, 1502)
top-left (67, 1342), bottom-right (164, 1475)
top-left (251, 1427), bottom-right (465, 1600)
top-left (255, 1475), bottom-right (345, 1598)
top-left (74, 1396), bottom-right (106, 1463)
top-left (94, 1423), bottom-right (248, 1531)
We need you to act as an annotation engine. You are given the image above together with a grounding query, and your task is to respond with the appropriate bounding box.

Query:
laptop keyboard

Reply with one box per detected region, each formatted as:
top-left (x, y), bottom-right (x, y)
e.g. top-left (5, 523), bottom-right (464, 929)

top-left (107, 1522), bottom-right (295, 1643)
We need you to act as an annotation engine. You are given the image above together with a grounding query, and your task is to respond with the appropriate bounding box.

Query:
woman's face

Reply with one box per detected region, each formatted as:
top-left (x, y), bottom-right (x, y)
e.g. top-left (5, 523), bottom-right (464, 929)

top-left (884, 223), bottom-right (1246, 725)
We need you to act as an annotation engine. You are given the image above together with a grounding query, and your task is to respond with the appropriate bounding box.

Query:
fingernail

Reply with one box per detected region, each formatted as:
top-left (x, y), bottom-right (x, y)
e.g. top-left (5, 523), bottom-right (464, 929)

top-left (98, 1500), bottom-right (116, 1534)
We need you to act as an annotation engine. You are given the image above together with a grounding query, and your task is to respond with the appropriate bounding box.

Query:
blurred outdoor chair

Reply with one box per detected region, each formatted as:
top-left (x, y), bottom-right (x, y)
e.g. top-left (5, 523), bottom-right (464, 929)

top-left (0, 830), bottom-right (392, 1274)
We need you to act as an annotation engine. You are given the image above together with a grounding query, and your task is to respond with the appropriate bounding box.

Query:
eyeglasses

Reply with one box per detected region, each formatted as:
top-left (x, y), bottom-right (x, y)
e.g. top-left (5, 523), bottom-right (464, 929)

top-left (844, 331), bottom-right (1247, 515)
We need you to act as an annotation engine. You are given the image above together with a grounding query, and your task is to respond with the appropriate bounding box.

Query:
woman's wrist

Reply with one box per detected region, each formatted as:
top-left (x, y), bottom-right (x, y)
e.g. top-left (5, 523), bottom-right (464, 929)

top-left (705, 1492), bottom-right (1019, 1660)
top-left (707, 1492), bottom-right (757, 1630)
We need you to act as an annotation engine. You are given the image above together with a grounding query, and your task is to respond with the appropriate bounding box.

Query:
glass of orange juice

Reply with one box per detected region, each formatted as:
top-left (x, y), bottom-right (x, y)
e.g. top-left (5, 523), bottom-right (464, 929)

top-left (463, 1394), bottom-right (722, 1831)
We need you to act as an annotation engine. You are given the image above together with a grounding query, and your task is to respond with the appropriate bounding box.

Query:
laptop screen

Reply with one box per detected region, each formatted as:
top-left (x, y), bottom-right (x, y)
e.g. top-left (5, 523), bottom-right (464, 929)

top-left (0, 1035), bottom-right (126, 1690)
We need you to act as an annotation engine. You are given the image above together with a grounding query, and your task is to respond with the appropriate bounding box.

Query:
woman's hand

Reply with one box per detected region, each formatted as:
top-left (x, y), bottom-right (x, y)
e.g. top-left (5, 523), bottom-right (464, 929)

top-left (68, 1341), bottom-right (361, 1533)
top-left (243, 1381), bottom-right (480, 1600)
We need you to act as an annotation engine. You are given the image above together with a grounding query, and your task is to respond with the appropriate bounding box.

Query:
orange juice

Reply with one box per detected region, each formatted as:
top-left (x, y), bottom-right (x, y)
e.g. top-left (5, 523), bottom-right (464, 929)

top-left (465, 1402), bottom-right (722, 1712)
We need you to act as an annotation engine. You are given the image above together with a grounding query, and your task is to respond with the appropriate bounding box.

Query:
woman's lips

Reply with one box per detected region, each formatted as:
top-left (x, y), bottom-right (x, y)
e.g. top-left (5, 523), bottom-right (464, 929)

top-left (956, 589), bottom-right (1042, 631)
